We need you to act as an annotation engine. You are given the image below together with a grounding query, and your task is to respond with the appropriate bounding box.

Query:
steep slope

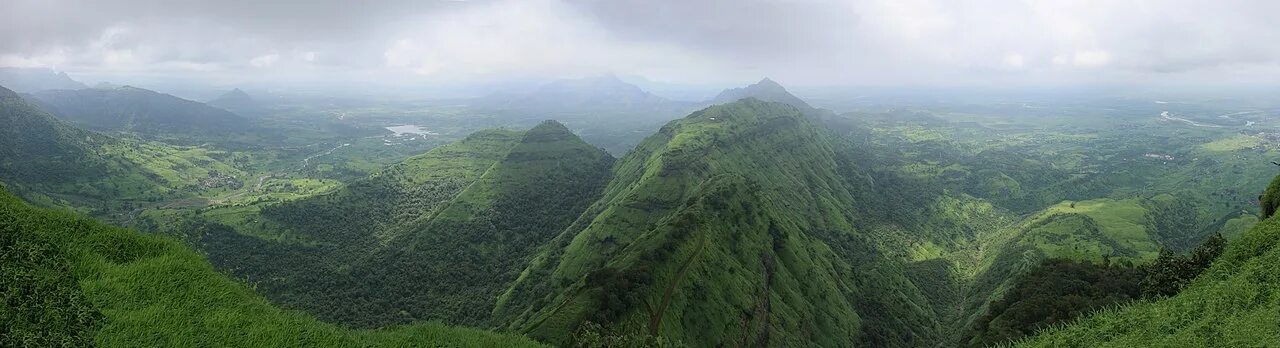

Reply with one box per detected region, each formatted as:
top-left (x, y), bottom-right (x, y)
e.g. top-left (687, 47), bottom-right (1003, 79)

top-left (0, 84), bottom-right (115, 188)
top-left (197, 121), bottom-right (614, 328)
top-left (0, 84), bottom-right (243, 210)
top-left (1018, 175), bottom-right (1280, 347)
top-left (30, 86), bottom-right (250, 138)
top-left (494, 99), bottom-right (941, 346)
top-left (0, 186), bottom-right (545, 347)
top-left (710, 77), bottom-right (815, 113)
top-left (0, 67), bottom-right (87, 92)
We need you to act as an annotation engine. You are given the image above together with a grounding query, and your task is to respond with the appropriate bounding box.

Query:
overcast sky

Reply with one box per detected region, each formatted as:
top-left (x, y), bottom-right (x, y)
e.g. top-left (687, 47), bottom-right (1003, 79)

top-left (4, 0), bottom-right (1280, 89)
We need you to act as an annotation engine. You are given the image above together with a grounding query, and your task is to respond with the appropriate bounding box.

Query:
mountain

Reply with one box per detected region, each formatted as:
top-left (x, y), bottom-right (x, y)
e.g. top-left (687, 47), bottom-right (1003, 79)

top-left (0, 67), bottom-right (87, 92)
top-left (710, 78), bottom-right (816, 113)
top-left (483, 75), bottom-right (675, 112)
top-left (476, 75), bottom-right (702, 155)
top-left (0, 83), bottom-right (244, 212)
top-left (207, 88), bottom-right (262, 115)
top-left (194, 121), bottom-right (615, 328)
top-left (0, 186), bottom-right (545, 347)
top-left (29, 86), bottom-right (251, 138)
top-left (492, 98), bottom-right (946, 346)
top-left (0, 84), bottom-right (112, 185)
top-left (1016, 175), bottom-right (1280, 346)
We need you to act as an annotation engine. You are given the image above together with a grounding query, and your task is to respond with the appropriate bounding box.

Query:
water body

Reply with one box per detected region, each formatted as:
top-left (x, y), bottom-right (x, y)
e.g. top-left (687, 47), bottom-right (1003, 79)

top-left (386, 125), bottom-right (439, 136)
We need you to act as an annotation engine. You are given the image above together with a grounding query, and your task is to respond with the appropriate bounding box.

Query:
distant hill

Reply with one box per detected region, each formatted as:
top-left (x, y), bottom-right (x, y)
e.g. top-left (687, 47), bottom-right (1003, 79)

top-left (0, 67), bottom-right (87, 92)
top-left (207, 88), bottom-right (263, 116)
top-left (709, 77), bottom-right (816, 113)
top-left (0, 84), bottom-right (118, 191)
top-left (29, 86), bottom-right (251, 138)
top-left (0, 83), bottom-right (244, 212)
top-left (475, 75), bottom-right (701, 155)
top-left (0, 186), bottom-right (546, 347)
top-left (483, 75), bottom-right (675, 112)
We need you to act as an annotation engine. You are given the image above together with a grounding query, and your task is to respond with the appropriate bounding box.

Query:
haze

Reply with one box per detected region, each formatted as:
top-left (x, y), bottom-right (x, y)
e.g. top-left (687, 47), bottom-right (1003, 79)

top-left (5, 0), bottom-right (1280, 95)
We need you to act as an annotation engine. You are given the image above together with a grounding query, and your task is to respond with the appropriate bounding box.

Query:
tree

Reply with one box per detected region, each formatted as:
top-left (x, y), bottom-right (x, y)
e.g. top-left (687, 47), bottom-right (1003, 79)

top-left (1140, 233), bottom-right (1226, 298)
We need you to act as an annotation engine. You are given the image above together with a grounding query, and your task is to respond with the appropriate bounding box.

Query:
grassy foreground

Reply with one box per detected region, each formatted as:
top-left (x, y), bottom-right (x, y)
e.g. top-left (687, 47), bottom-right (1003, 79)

top-left (0, 187), bottom-right (545, 347)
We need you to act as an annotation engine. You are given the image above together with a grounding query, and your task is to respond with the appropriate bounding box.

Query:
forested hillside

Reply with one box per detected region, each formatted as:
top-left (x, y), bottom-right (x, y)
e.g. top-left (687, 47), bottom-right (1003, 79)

top-left (493, 99), bottom-right (953, 346)
top-left (191, 121), bottom-right (615, 328)
top-left (0, 186), bottom-right (544, 347)
top-left (0, 84), bottom-right (245, 213)
top-left (30, 86), bottom-right (251, 140)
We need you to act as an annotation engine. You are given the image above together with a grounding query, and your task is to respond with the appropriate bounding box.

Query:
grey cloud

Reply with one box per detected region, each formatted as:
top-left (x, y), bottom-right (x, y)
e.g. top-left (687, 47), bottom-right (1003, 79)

top-left (5, 0), bottom-right (1280, 87)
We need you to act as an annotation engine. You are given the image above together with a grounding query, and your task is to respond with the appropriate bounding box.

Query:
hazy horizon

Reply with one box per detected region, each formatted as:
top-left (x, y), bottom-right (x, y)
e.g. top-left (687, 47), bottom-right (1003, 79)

top-left (6, 0), bottom-right (1280, 95)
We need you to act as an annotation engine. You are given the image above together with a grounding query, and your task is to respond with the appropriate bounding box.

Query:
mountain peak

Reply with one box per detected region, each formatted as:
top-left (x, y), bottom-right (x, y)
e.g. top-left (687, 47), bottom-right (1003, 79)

top-left (710, 78), bottom-right (813, 111)
top-left (530, 119), bottom-right (570, 132)
top-left (216, 88), bottom-right (253, 101)
top-left (522, 120), bottom-right (580, 143)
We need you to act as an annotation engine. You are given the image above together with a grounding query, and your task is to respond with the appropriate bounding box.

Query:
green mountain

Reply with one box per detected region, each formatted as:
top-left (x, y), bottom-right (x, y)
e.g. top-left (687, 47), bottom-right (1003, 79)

top-left (0, 185), bottom-right (545, 347)
top-left (29, 86), bottom-right (251, 139)
top-left (0, 67), bottom-right (87, 92)
top-left (1017, 175), bottom-right (1280, 347)
top-left (195, 121), bottom-right (615, 328)
top-left (492, 98), bottom-right (948, 346)
top-left (0, 84), bottom-right (243, 211)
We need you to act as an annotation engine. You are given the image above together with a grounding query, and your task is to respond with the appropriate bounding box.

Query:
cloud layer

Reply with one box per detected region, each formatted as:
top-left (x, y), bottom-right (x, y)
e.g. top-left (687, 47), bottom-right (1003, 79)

top-left (4, 0), bottom-right (1280, 87)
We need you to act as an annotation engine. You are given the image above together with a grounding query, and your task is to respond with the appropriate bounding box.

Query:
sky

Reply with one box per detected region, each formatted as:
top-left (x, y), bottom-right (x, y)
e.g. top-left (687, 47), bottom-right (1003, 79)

top-left (4, 0), bottom-right (1280, 90)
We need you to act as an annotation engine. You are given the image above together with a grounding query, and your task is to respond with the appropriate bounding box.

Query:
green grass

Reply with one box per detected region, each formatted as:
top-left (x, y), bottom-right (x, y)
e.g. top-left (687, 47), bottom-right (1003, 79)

top-left (1017, 200), bottom-right (1280, 346)
top-left (1022, 199), bottom-right (1159, 263)
top-left (0, 187), bottom-right (546, 347)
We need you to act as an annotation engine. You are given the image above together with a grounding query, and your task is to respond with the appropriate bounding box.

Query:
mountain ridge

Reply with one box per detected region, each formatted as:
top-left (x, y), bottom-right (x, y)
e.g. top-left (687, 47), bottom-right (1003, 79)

top-left (30, 85), bottom-right (251, 138)
top-left (0, 67), bottom-right (88, 92)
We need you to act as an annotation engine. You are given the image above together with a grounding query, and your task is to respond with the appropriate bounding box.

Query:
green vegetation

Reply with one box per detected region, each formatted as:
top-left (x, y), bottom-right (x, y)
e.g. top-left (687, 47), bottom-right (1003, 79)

top-left (0, 84), bottom-right (254, 220)
top-left (9, 74), bottom-right (1280, 347)
top-left (29, 86), bottom-right (250, 140)
top-left (0, 186), bottom-right (544, 347)
top-left (964, 259), bottom-right (1144, 347)
top-left (965, 233), bottom-right (1227, 347)
top-left (1019, 178), bottom-right (1280, 346)
top-left (188, 121), bottom-right (615, 329)
top-left (495, 99), bottom-right (949, 346)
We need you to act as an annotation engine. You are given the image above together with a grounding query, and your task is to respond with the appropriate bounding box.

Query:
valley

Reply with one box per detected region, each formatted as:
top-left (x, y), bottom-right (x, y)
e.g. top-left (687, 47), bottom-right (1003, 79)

top-left (5, 73), bottom-right (1280, 347)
